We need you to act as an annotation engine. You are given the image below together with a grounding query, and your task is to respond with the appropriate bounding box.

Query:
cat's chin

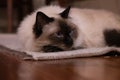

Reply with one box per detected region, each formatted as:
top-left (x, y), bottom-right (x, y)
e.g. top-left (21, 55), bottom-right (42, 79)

top-left (71, 46), bottom-right (85, 50)
top-left (42, 45), bottom-right (64, 53)
top-left (42, 45), bottom-right (85, 53)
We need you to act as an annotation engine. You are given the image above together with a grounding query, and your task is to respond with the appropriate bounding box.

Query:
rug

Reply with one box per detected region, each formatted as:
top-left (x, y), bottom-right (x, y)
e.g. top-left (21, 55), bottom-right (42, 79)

top-left (0, 34), bottom-right (120, 60)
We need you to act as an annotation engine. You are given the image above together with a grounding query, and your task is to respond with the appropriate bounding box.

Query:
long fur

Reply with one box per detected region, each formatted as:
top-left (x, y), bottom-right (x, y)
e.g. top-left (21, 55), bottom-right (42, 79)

top-left (17, 6), bottom-right (120, 52)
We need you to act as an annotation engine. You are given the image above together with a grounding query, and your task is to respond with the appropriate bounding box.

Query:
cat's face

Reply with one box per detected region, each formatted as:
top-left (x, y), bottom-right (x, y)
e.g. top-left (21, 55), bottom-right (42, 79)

top-left (33, 6), bottom-right (78, 52)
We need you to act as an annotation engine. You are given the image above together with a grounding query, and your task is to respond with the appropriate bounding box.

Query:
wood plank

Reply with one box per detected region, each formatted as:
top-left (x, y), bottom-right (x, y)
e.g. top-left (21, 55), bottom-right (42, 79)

top-left (0, 45), bottom-right (120, 80)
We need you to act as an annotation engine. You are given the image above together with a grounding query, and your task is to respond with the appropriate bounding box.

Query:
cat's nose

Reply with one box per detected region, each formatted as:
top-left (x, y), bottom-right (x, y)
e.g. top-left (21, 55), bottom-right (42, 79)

top-left (64, 36), bottom-right (73, 48)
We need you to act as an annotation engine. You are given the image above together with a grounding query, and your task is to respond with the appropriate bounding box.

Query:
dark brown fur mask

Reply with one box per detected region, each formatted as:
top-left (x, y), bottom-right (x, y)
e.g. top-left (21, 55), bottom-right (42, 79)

top-left (33, 6), bottom-right (78, 52)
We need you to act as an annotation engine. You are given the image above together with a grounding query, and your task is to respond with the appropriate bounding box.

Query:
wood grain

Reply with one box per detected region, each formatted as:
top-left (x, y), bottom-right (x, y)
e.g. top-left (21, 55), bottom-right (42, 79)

top-left (0, 45), bottom-right (120, 80)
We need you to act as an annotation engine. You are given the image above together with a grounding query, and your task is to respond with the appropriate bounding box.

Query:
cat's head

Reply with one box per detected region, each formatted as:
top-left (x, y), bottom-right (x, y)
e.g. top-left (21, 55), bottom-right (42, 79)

top-left (33, 6), bottom-right (78, 52)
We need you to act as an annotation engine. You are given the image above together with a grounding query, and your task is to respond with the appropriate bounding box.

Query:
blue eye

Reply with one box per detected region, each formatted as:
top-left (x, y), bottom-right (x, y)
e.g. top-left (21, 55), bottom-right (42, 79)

top-left (70, 30), bottom-right (74, 36)
top-left (55, 32), bottom-right (64, 38)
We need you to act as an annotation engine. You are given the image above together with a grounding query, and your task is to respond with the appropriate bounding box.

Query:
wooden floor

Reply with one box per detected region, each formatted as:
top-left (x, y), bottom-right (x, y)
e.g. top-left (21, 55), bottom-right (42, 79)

top-left (0, 46), bottom-right (120, 80)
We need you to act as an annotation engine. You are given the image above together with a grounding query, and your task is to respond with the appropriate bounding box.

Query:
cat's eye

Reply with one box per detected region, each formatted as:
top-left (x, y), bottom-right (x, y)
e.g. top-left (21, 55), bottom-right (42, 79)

top-left (70, 29), bottom-right (75, 36)
top-left (70, 29), bottom-right (77, 38)
top-left (70, 30), bottom-right (74, 36)
top-left (54, 32), bottom-right (64, 38)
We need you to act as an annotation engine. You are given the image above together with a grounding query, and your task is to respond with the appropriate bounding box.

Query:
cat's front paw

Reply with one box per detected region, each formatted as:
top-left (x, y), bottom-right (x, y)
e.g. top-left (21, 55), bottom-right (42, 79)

top-left (42, 45), bottom-right (64, 52)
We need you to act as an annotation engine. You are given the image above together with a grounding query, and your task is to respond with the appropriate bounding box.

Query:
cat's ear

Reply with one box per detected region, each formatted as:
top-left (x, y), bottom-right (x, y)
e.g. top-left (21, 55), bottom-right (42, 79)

top-left (33, 12), bottom-right (54, 38)
top-left (60, 6), bottom-right (71, 19)
top-left (35, 12), bottom-right (54, 27)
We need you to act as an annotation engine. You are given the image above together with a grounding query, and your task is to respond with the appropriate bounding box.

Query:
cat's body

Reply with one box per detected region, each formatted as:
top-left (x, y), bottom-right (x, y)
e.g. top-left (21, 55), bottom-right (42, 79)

top-left (18, 6), bottom-right (120, 52)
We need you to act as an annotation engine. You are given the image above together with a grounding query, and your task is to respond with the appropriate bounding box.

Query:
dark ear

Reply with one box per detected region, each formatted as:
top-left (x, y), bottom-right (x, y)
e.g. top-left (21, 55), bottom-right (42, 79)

top-left (33, 12), bottom-right (54, 38)
top-left (35, 12), bottom-right (54, 27)
top-left (60, 6), bottom-right (71, 19)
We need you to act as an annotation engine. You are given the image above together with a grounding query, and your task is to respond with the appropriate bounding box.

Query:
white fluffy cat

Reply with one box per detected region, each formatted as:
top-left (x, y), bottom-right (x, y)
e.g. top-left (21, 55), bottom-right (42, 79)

top-left (17, 6), bottom-right (120, 52)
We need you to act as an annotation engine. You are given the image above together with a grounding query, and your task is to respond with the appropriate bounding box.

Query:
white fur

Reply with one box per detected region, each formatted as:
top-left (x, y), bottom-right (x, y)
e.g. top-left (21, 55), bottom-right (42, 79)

top-left (17, 6), bottom-right (120, 51)
top-left (17, 6), bottom-right (64, 51)
top-left (70, 8), bottom-right (120, 48)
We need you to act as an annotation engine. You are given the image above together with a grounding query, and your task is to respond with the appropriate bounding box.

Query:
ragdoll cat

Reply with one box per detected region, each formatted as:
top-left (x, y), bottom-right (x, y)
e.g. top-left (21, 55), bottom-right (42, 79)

top-left (17, 6), bottom-right (120, 52)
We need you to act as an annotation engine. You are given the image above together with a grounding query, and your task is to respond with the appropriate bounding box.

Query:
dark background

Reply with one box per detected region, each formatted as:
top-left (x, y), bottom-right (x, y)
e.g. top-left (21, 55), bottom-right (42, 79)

top-left (0, 0), bottom-right (120, 33)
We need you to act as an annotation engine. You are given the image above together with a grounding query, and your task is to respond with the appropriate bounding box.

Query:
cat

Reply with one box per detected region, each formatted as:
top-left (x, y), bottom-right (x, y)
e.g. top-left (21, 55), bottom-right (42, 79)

top-left (17, 6), bottom-right (120, 52)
